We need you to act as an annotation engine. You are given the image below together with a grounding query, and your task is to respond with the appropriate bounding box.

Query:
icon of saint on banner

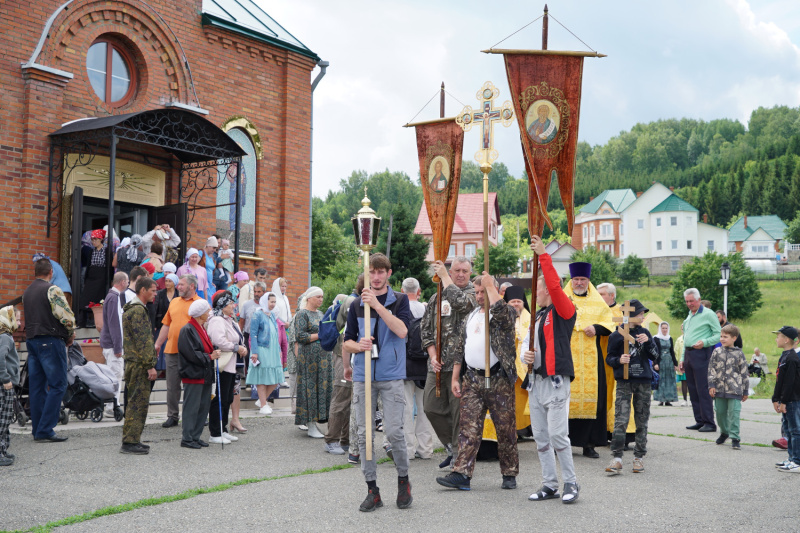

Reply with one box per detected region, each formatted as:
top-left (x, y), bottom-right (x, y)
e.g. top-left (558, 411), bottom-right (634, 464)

top-left (428, 156), bottom-right (450, 193)
top-left (525, 100), bottom-right (559, 145)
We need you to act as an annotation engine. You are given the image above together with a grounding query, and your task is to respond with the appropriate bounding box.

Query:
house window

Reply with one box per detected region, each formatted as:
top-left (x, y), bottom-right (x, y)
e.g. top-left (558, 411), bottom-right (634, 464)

top-left (728, 242), bottom-right (736, 252)
top-left (448, 245), bottom-right (455, 258)
top-left (752, 245), bottom-right (769, 253)
top-left (637, 219), bottom-right (644, 229)
top-left (656, 241), bottom-right (662, 251)
top-left (687, 240), bottom-right (692, 250)
top-left (670, 216), bottom-right (677, 226)
top-left (671, 240), bottom-right (678, 250)
top-left (583, 226), bottom-right (588, 239)
top-left (671, 260), bottom-right (679, 271)
top-left (620, 224), bottom-right (624, 236)
top-left (87, 39), bottom-right (137, 106)
top-left (601, 223), bottom-right (612, 236)
top-left (621, 244), bottom-right (625, 255)
top-left (656, 218), bottom-right (661, 227)
top-left (707, 240), bottom-right (715, 252)
top-left (464, 244), bottom-right (476, 258)
top-left (590, 225), bottom-right (595, 238)
top-left (686, 216), bottom-right (692, 226)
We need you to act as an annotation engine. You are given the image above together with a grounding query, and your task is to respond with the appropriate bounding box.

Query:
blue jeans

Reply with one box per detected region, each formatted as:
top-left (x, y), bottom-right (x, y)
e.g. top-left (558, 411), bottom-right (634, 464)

top-left (782, 401), bottom-right (800, 464)
top-left (26, 336), bottom-right (68, 439)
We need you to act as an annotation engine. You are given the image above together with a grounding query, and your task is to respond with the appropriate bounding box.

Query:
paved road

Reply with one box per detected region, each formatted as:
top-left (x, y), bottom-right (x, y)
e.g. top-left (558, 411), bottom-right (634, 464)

top-left (2, 399), bottom-right (795, 532)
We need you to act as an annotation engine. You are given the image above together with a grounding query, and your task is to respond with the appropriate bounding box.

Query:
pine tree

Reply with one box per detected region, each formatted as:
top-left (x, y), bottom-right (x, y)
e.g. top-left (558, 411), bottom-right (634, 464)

top-left (376, 202), bottom-right (434, 298)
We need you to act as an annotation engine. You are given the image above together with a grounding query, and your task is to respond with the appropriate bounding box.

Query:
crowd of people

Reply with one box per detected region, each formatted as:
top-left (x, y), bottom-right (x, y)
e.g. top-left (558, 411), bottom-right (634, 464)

top-left (0, 232), bottom-right (798, 514)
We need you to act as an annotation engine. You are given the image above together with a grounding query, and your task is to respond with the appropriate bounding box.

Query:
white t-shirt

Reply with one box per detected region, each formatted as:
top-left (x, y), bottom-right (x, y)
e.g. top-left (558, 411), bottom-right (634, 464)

top-left (464, 308), bottom-right (498, 370)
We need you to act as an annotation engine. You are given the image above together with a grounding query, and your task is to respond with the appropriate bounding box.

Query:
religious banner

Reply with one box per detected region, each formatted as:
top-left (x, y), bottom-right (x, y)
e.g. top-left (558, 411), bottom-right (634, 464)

top-left (487, 50), bottom-right (603, 237)
top-left (412, 118), bottom-right (465, 267)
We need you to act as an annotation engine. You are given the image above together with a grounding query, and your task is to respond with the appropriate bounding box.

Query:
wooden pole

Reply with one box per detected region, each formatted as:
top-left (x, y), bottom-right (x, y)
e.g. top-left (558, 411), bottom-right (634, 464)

top-left (482, 168), bottom-right (491, 389)
top-left (527, 253), bottom-right (539, 373)
top-left (435, 282), bottom-right (442, 397)
top-left (542, 4), bottom-right (549, 50)
top-left (363, 250), bottom-right (373, 460)
top-left (440, 82), bottom-right (445, 118)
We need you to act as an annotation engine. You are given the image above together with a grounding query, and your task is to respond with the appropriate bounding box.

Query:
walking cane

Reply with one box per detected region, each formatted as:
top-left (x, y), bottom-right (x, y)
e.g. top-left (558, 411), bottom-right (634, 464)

top-left (215, 358), bottom-right (224, 450)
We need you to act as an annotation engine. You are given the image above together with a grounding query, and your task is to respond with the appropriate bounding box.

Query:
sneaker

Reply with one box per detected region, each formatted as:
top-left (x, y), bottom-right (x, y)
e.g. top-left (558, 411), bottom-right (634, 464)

top-left (397, 477), bottom-right (413, 509)
top-left (359, 487), bottom-right (383, 512)
top-left (120, 443), bottom-right (149, 455)
top-left (384, 445), bottom-right (394, 463)
top-left (254, 400), bottom-right (261, 408)
top-left (298, 425), bottom-right (308, 431)
top-left (222, 432), bottom-right (239, 442)
top-left (348, 453), bottom-right (360, 465)
top-left (562, 482), bottom-right (580, 504)
top-left (773, 438), bottom-right (788, 450)
top-left (436, 471), bottom-right (470, 491)
top-left (259, 405), bottom-right (273, 415)
top-left (778, 461), bottom-right (800, 473)
top-left (501, 475), bottom-right (517, 489)
top-left (280, 381), bottom-right (289, 388)
top-left (731, 439), bottom-right (741, 450)
top-left (438, 454), bottom-right (453, 469)
top-left (605, 458), bottom-right (622, 476)
top-left (0, 456), bottom-right (14, 466)
top-left (716, 433), bottom-right (729, 445)
top-left (3, 453), bottom-right (15, 460)
top-left (632, 457), bottom-right (644, 473)
top-left (776, 459), bottom-right (792, 468)
top-left (324, 442), bottom-right (345, 455)
top-left (209, 436), bottom-right (232, 444)
top-left (680, 400), bottom-right (687, 407)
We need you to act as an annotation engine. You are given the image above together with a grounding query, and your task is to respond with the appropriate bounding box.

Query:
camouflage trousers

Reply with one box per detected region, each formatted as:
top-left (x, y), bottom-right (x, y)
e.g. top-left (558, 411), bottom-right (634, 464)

top-left (453, 368), bottom-right (519, 478)
top-left (610, 381), bottom-right (651, 459)
top-left (122, 364), bottom-right (151, 445)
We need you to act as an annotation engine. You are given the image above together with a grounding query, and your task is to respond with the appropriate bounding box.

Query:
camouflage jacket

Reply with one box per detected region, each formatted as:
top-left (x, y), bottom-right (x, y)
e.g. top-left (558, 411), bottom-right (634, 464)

top-left (421, 282), bottom-right (477, 372)
top-left (122, 299), bottom-right (157, 370)
top-left (453, 298), bottom-right (518, 385)
top-left (708, 346), bottom-right (749, 399)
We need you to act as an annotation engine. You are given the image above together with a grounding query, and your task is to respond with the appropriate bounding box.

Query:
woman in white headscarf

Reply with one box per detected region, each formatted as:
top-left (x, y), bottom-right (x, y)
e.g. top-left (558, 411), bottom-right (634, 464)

top-left (271, 278), bottom-right (292, 324)
top-left (246, 292), bottom-right (286, 415)
top-left (293, 286), bottom-right (333, 438)
top-left (653, 321), bottom-right (678, 406)
top-left (0, 306), bottom-right (21, 465)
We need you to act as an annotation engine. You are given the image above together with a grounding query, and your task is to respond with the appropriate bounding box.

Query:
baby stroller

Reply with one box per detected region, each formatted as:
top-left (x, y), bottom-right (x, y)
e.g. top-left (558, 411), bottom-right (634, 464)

top-left (13, 353), bottom-right (69, 427)
top-left (63, 343), bottom-right (124, 423)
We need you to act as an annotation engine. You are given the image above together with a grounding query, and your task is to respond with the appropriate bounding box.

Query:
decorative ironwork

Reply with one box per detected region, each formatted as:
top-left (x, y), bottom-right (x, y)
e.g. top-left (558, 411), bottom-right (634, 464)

top-left (47, 139), bottom-right (104, 236)
top-left (178, 157), bottom-right (242, 226)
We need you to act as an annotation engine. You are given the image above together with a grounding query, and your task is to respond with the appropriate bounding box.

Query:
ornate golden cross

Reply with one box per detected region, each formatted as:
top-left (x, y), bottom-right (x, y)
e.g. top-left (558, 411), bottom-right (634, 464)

top-left (612, 301), bottom-right (644, 380)
top-left (456, 81), bottom-right (514, 168)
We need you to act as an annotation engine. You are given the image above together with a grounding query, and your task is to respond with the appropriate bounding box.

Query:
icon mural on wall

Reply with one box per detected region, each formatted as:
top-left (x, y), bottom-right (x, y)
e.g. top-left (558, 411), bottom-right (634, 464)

top-left (427, 156), bottom-right (450, 193)
top-left (525, 99), bottom-right (559, 145)
top-left (216, 128), bottom-right (256, 254)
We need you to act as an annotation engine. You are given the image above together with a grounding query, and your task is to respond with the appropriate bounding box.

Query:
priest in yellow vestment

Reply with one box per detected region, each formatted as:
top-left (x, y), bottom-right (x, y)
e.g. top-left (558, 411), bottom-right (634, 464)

top-left (563, 262), bottom-right (615, 458)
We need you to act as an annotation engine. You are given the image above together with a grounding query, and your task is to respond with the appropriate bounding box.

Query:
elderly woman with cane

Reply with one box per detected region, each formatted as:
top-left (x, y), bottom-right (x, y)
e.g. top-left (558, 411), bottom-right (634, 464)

top-left (207, 291), bottom-right (247, 444)
top-left (178, 299), bottom-right (220, 449)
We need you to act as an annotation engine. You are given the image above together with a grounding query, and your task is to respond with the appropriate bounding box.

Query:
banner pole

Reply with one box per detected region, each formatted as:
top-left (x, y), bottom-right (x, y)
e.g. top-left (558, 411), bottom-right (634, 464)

top-left (363, 250), bottom-right (373, 461)
top-left (482, 166), bottom-right (491, 389)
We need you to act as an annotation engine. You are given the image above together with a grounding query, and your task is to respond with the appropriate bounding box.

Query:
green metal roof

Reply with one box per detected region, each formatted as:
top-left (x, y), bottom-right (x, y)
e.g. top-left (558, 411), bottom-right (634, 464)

top-left (579, 189), bottom-right (636, 214)
top-left (728, 215), bottom-right (787, 241)
top-left (649, 194), bottom-right (698, 214)
top-left (201, 0), bottom-right (320, 61)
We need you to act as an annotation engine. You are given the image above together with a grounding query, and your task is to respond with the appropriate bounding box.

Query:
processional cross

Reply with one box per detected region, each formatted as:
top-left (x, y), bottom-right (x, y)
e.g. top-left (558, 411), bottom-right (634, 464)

top-left (456, 81), bottom-right (514, 388)
top-left (612, 301), bottom-right (644, 380)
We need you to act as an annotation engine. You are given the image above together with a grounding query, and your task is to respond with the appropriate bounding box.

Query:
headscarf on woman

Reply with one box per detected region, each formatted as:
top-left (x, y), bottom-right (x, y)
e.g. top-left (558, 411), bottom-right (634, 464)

top-left (126, 234), bottom-right (143, 262)
top-left (0, 306), bottom-right (19, 336)
top-left (188, 299), bottom-right (211, 318)
top-left (212, 291), bottom-right (236, 317)
top-left (299, 286), bottom-right (323, 310)
top-left (655, 321), bottom-right (671, 341)
top-left (166, 273), bottom-right (180, 286)
top-left (271, 277), bottom-right (292, 323)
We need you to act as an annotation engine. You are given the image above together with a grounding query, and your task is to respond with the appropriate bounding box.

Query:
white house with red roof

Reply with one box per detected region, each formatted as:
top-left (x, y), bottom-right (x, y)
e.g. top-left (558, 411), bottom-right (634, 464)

top-left (414, 192), bottom-right (500, 263)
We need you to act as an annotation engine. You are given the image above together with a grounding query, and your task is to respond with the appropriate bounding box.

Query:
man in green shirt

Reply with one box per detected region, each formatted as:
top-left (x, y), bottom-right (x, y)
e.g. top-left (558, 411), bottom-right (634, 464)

top-left (678, 288), bottom-right (721, 432)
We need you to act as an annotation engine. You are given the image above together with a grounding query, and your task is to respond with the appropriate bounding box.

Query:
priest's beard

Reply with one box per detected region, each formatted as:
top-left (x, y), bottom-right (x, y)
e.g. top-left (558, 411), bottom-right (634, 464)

top-left (573, 290), bottom-right (587, 297)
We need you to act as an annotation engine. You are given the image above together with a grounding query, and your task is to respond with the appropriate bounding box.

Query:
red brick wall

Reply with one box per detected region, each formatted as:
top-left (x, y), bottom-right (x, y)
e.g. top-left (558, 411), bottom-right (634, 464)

top-left (0, 0), bottom-right (316, 304)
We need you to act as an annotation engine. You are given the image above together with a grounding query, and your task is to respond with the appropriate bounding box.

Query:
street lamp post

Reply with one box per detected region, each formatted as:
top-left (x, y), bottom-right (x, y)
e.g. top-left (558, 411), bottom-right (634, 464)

top-left (719, 261), bottom-right (730, 316)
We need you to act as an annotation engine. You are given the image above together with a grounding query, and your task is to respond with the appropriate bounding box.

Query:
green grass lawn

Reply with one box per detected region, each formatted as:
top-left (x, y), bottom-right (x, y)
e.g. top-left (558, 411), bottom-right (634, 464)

top-left (618, 280), bottom-right (798, 398)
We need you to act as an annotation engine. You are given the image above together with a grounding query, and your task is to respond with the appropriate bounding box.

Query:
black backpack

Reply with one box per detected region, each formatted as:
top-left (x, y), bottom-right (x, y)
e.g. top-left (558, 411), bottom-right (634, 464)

top-left (406, 316), bottom-right (426, 361)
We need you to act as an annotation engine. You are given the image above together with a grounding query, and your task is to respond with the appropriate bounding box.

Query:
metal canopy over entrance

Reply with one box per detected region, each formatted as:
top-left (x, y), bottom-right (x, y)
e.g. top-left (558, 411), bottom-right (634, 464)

top-left (47, 108), bottom-right (248, 310)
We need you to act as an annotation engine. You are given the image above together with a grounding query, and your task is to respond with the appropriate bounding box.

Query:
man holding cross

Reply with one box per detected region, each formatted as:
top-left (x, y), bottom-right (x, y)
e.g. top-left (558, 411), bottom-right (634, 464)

top-left (605, 299), bottom-right (659, 475)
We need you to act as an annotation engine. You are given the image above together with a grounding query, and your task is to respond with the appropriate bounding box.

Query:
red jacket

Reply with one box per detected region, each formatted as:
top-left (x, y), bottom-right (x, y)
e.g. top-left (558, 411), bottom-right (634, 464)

top-left (534, 253), bottom-right (577, 380)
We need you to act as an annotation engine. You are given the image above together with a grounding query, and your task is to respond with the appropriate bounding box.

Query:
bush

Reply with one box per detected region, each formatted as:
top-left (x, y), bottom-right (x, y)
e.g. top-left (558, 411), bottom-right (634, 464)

top-left (618, 254), bottom-right (649, 285)
top-left (569, 246), bottom-right (619, 286)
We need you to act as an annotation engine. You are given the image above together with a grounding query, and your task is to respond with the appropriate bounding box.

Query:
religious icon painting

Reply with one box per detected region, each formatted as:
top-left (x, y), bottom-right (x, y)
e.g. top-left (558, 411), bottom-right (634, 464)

top-left (525, 99), bottom-right (560, 145)
top-left (427, 156), bottom-right (450, 193)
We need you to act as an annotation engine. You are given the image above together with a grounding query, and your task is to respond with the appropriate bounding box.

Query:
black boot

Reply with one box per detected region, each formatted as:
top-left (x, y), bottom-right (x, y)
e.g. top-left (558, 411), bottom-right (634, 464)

top-left (359, 486), bottom-right (383, 512)
top-left (397, 476), bottom-right (412, 509)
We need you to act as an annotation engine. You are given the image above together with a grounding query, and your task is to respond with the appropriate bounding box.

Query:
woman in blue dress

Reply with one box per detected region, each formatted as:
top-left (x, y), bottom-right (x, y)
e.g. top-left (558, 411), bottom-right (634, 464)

top-left (246, 293), bottom-right (285, 415)
top-left (653, 322), bottom-right (679, 405)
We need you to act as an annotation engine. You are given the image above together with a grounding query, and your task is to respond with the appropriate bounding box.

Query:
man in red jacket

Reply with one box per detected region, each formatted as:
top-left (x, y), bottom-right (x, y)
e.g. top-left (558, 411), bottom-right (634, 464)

top-left (523, 235), bottom-right (579, 504)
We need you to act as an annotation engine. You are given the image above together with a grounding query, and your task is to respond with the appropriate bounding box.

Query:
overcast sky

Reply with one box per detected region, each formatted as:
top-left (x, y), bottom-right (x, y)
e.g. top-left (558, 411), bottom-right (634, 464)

top-left (258, 0), bottom-right (800, 198)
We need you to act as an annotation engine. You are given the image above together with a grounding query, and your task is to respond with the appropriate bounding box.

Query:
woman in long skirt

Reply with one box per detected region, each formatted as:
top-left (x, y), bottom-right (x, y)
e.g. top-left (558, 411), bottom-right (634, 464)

top-left (246, 293), bottom-right (285, 416)
top-left (293, 287), bottom-right (332, 439)
top-left (653, 321), bottom-right (679, 405)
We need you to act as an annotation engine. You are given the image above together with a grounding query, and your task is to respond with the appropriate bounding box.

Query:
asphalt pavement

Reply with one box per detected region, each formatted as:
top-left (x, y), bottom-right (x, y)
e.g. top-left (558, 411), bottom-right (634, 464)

top-left (2, 399), bottom-right (796, 533)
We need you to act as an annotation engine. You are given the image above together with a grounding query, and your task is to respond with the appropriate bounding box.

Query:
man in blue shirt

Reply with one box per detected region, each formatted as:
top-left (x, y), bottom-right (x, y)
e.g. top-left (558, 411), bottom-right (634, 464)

top-left (344, 253), bottom-right (412, 513)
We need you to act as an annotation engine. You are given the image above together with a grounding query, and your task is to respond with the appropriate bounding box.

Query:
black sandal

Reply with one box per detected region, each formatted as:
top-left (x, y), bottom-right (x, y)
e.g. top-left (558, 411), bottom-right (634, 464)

top-left (562, 482), bottom-right (580, 504)
top-left (528, 485), bottom-right (560, 501)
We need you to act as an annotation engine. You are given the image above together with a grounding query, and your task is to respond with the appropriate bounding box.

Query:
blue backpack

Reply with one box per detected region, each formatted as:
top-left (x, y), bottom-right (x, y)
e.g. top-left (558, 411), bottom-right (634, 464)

top-left (319, 299), bottom-right (344, 352)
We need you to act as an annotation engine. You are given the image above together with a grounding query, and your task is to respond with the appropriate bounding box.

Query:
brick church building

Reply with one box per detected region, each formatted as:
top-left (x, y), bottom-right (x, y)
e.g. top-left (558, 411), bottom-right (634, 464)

top-left (0, 0), bottom-right (322, 308)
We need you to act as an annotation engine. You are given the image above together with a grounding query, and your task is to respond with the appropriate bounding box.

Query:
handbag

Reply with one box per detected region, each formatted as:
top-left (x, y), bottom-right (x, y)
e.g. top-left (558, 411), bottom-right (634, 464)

top-left (650, 361), bottom-right (660, 390)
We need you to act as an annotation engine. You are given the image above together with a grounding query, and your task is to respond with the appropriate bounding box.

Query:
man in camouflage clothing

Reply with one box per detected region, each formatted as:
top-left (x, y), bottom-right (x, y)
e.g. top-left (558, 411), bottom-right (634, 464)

top-left (121, 277), bottom-right (159, 455)
top-left (436, 273), bottom-right (519, 490)
top-left (422, 257), bottom-right (476, 468)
